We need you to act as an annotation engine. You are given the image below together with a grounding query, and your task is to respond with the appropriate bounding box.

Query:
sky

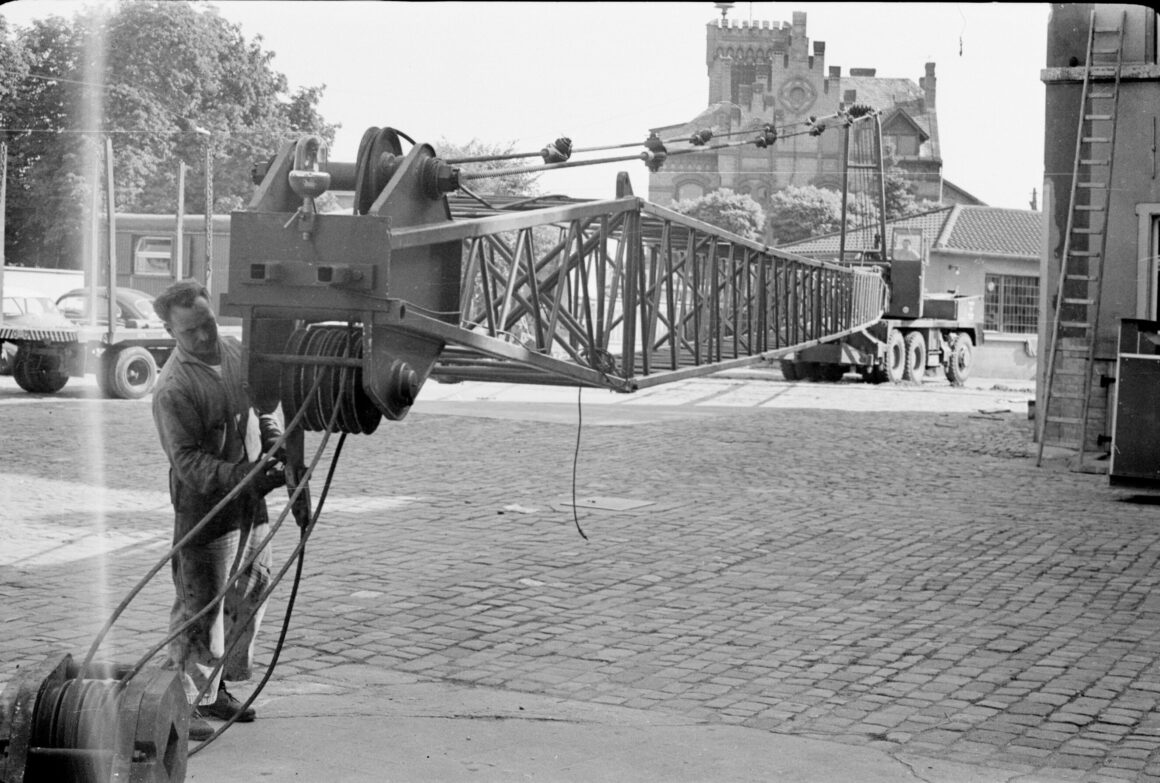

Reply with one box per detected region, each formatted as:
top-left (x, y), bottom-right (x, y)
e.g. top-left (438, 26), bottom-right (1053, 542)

top-left (1, 1), bottom-right (1051, 210)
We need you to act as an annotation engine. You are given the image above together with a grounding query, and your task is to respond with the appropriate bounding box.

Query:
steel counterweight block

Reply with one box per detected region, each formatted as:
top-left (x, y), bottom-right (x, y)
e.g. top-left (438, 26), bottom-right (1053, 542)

top-left (224, 133), bottom-right (461, 431)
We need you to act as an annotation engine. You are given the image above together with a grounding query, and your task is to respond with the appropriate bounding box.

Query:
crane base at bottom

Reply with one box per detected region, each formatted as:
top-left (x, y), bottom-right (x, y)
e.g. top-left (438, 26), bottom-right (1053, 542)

top-left (0, 653), bottom-right (187, 783)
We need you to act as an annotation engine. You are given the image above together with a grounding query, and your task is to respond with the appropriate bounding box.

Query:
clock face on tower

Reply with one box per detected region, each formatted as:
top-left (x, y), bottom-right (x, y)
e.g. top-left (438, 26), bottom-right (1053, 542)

top-left (778, 76), bottom-right (817, 115)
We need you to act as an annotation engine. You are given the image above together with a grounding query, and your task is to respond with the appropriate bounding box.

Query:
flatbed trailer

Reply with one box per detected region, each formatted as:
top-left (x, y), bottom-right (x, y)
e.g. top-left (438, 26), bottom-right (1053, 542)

top-left (0, 321), bottom-right (173, 398)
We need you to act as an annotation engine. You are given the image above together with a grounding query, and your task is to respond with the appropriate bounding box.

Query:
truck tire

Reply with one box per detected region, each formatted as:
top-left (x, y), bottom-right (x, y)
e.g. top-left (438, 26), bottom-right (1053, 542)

top-left (946, 333), bottom-right (973, 387)
top-left (107, 346), bottom-right (158, 399)
top-left (779, 358), bottom-right (800, 381)
top-left (13, 348), bottom-right (69, 394)
top-left (885, 329), bottom-right (906, 384)
top-left (903, 332), bottom-right (926, 384)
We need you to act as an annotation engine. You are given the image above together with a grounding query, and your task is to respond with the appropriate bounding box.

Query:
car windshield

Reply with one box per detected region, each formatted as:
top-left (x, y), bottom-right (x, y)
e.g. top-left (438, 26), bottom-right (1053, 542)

top-left (132, 297), bottom-right (156, 318)
top-left (58, 294), bottom-right (124, 320)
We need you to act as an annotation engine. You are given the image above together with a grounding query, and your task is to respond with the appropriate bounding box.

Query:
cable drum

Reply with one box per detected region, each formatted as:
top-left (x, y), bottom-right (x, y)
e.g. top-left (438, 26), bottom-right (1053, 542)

top-left (280, 325), bottom-right (382, 435)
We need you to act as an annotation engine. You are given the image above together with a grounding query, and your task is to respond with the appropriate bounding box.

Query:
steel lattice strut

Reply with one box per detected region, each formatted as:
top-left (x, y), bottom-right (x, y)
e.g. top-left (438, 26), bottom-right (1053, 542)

top-left (399, 190), bottom-right (887, 391)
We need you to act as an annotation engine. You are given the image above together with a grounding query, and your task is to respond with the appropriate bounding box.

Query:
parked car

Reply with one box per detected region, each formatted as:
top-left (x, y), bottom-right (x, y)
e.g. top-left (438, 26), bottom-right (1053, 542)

top-left (1, 288), bottom-right (76, 375)
top-left (55, 287), bottom-right (165, 329)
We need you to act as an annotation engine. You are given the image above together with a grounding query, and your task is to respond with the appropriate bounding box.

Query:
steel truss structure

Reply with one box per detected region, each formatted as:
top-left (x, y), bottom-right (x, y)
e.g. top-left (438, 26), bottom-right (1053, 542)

top-left (411, 188), bottom-right (887, 391)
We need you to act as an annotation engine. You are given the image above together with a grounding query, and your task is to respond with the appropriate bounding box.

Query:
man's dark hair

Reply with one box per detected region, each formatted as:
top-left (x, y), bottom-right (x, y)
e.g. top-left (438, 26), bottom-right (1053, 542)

top-left (153, 279), bottom-right (211, 323)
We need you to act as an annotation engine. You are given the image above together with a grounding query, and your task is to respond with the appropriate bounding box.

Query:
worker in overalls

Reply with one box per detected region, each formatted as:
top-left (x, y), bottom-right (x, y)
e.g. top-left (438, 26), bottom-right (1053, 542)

top-left (151, 279), bottom-right (285, 740)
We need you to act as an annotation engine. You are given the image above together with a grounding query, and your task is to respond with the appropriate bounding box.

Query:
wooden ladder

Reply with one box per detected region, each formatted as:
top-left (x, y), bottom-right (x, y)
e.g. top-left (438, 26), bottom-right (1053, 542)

top-left (1037, 9), bottom-right (1125, 469)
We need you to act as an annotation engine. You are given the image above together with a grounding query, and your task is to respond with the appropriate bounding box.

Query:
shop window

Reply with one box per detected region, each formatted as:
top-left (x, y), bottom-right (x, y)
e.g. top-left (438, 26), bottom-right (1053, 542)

top-left (133, 236), bottom-right (173, 276)
top-left (985, 274), bottom-right (1039, 333)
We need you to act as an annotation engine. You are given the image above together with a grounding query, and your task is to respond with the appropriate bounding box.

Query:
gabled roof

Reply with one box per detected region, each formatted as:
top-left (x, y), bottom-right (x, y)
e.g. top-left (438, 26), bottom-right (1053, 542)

top-left (935, 205), bottom-right (1042, 259)
top-left (779, 205), bottom-right (1042, 260)
top-left (940, 179), bottom-right (986, 206)
top-left (881, 107), bottom-right (929, 142)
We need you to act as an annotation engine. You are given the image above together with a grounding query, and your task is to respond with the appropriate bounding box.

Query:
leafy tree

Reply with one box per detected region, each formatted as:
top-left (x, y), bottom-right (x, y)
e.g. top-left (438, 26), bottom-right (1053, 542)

top-left (766, 185), bottom-right (843, 245)
top-left (884, 166), bottom-right (919, 220)
top-left (671, 188), bottom-right (766, 241)
top-left (0, 1), bottom-right (337, 268)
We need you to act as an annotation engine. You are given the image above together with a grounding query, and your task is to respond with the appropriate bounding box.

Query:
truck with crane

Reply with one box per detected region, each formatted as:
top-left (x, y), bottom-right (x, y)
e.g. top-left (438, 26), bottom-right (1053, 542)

top-left (777, 243), bottom-right (984, 387)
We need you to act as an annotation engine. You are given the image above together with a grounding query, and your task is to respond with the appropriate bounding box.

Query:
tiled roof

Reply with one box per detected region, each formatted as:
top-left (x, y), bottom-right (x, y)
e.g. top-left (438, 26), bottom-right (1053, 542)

top-left (779, 205), bottom-right (1042, 260)
top-left (936, 205), bottom-right (1042, 258)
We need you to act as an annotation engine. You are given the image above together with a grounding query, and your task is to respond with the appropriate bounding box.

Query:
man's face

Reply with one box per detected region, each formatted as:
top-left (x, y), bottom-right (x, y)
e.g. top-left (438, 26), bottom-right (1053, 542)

top-left (166, 296), bottom-right (220, 363)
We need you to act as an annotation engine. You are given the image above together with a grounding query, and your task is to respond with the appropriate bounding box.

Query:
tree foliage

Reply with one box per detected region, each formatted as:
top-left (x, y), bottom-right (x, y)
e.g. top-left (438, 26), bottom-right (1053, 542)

top-left (0, 2), bottom-right (337, 268)
top-left (766, 185), bottom-right (844, 245)
top-left (435, 137), bottom-right (541, 198)
top-left (671, 189), bottom-right (766, 241)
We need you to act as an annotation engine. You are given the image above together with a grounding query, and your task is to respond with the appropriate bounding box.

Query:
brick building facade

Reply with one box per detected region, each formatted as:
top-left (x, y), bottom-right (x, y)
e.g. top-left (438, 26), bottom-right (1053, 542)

top-left (648, 11), bottom-right (974, 227)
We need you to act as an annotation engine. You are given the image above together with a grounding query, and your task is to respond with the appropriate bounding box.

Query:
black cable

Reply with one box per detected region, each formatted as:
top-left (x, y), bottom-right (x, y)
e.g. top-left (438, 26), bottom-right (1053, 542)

top-left (187, 331), bottom-right (356, 747)
top-left (78, 380), bottom-right (323, 677)
top-left (571, 385), bottom-right (588, 541)
top-left (189, 430), bottom-right (348, 755)
top-left (119, 421), bottom-right (328, 685)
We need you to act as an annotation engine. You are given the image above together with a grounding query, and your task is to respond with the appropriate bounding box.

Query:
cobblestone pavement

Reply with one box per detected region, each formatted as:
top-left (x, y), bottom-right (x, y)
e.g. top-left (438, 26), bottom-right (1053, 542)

top-left (4, 372), bottom-right (1160, 781)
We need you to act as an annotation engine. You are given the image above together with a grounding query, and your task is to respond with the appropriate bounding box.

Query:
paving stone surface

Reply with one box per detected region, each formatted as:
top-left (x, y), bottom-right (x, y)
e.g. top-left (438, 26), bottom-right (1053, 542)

top-left (3, 372), bottom-right (1159, 780)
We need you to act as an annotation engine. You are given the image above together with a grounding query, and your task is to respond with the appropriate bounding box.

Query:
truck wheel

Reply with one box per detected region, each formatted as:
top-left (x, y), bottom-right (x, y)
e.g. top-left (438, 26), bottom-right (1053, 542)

top-left (903, 332), bottom-right (926, 384)
top-left (885, 330), bottom-right (906, 384)
top-left (108, 347), bottom-right (158, 399)
top-left (779, 358), bottom-right (800, 381)
top-left (13, 348), bottom-right (69, 394)
top-left (946, 333), bottom-right (973, 387)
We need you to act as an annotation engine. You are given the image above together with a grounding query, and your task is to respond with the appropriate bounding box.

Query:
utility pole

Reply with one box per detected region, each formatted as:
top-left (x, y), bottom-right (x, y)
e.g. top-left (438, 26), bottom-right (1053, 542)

top-left (204, 134), bottom-right (213, 296)
top-left (175, 160), bottom-right (185, 281)
top-left (0, 142), bottom-right (6, 304)
top-left (104, 137), bottom-right (116, 346)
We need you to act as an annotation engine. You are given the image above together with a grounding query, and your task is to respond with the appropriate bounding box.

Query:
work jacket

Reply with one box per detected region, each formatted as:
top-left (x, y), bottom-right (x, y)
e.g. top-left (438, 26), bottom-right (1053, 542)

top-left (152, 336), bottom-right (279, 544)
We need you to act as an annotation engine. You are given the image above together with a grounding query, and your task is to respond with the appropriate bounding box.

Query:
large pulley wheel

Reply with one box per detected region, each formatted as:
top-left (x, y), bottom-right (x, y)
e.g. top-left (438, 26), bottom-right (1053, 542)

top-left (353, 127), bottom-right (404, 215)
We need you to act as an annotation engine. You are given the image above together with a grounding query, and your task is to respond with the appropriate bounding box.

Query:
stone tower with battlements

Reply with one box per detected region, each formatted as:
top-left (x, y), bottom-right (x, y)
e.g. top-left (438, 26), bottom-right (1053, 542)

top-left (649, 11), bottom-right (955, 238)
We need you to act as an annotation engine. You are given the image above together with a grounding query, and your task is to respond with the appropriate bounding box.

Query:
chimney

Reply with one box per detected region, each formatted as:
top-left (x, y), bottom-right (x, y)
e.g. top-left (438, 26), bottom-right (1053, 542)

top-left (849, 68), bottom-right (876, 77)
top-left (920, 62), bottom-right (936, 109)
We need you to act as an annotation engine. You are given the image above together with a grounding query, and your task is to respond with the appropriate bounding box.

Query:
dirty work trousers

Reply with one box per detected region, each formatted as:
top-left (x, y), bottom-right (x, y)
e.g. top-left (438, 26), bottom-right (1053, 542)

top-left (167, 521), bottom-right (272, 707)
